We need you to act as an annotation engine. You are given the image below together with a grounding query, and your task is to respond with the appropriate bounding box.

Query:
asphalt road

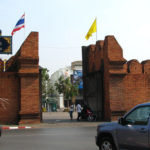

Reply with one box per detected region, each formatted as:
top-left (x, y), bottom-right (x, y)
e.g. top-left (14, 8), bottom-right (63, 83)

top-left (0, 126), bottom-right (99, 150)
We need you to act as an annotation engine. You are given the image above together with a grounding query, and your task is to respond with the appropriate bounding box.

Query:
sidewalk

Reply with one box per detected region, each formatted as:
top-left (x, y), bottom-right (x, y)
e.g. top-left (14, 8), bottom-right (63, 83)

top-left (1, 112), bottom-right (102, 129)
top-left (43, 111), bottom-right (77, 121)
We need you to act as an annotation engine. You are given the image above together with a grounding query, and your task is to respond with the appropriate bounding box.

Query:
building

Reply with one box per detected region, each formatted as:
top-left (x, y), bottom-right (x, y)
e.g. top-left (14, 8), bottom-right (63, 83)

top-left (71, 61), bottom-right (83, 105)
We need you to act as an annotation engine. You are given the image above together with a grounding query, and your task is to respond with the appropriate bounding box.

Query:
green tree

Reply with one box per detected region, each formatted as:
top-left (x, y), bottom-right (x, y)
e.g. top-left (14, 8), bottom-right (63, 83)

top-left (41, 68), bottom-right (54, 100)
top-left (54, 75), bottom-right (78, 103)
top-left (41, 68), bottom-right (58, 111)
top-left (54, 76), bottom-right (65, 95)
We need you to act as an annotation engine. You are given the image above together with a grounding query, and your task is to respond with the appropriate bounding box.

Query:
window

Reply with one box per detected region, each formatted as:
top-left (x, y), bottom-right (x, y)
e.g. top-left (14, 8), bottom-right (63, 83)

top-left (125, 106), bottom-right (150, 125)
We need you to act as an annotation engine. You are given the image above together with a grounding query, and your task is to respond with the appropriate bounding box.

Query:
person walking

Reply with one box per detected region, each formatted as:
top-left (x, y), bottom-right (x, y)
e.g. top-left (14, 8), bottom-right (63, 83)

top-left (76, 103), bottom-right (82, 121)
top-left (69, 103), bottom-right (74, 120)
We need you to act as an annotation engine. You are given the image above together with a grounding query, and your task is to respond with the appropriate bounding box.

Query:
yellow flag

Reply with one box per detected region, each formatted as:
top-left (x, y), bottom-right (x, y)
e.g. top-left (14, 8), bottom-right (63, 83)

top-left (85, 19), bottom-right (97, 40)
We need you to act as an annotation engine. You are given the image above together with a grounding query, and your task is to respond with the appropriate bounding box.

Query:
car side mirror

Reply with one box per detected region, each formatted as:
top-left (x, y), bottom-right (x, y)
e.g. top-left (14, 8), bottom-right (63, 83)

top-left (118, 117), bottom-right (126, 125)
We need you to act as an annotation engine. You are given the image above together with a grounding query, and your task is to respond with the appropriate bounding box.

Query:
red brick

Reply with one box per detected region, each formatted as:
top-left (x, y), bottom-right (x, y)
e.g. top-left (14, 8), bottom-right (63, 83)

top-left (82, 35), bottom-right (150, 121)
top-left (0, 32), bottom-right (41, 124)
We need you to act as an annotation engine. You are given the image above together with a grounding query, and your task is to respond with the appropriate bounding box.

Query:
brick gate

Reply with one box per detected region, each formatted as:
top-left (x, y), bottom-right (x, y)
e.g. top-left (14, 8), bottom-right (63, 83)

top-left (0, 32), bottom-right (42, 124)
top-left (82, 36), bottom-right (150, 121)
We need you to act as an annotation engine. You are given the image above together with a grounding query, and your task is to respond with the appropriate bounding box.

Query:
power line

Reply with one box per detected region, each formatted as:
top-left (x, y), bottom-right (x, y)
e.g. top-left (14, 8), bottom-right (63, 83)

top-left (39, 46), bottom-right (81, 49)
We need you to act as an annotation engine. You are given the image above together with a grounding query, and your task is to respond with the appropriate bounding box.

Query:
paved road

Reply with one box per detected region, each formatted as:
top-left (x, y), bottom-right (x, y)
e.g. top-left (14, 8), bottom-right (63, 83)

top-left (0, 112), bottom-right (102, 150)
top-left (0, 126), bottom-right (99, 150)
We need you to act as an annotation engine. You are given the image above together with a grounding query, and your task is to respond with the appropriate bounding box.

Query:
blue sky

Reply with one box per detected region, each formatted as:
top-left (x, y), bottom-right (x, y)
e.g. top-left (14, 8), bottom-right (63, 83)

top-left (1, 0), bottom-right (150, 74)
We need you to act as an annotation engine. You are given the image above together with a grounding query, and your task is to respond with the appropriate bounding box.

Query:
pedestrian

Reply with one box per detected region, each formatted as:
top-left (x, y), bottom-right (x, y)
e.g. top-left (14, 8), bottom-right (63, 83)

top-left (69, 103), bottom-right (74, 120)
top-left (76, 102), bottom-right (82, 121)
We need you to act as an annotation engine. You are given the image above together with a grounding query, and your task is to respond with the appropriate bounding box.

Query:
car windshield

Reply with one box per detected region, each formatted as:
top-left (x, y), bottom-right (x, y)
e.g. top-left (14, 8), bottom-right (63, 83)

top-left (125, 106), bottom-right (150, 125)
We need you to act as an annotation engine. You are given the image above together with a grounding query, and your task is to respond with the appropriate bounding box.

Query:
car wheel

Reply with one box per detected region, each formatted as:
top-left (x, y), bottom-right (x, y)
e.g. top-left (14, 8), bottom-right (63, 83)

top-left (99, 137), bottom-right (116, 150)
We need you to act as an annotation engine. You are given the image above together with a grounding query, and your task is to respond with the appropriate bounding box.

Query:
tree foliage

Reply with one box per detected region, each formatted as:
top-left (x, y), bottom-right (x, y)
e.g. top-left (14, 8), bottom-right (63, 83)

top-left (54, 75), bottom-right (78, 99)
top-left (41, 68), bottom-right (54, 100)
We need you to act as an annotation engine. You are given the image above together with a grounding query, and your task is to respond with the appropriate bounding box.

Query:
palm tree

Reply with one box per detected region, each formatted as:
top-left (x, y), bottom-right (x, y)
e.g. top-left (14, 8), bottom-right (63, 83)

top-left (55, 75), bottom-right (78, 106)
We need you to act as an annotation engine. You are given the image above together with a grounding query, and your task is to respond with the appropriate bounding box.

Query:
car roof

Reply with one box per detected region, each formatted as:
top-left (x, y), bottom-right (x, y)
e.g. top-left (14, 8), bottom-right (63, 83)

top-left (136, 102), bottom-right (150, 107)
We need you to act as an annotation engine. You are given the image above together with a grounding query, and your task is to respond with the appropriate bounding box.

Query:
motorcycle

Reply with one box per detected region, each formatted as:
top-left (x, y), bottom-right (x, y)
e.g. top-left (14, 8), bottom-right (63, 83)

top-left (80, 108), bottom-right (96, 121)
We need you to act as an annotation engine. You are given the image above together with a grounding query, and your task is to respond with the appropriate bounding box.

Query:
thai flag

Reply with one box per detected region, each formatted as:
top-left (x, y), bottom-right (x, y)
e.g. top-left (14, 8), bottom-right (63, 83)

top-left (11, 13), bottom-right (25, 36)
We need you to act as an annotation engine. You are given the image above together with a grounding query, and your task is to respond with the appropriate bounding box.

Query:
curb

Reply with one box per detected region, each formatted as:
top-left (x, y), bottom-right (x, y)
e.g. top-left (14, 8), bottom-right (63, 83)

top-left (2, 126), bottom-right (32, 130)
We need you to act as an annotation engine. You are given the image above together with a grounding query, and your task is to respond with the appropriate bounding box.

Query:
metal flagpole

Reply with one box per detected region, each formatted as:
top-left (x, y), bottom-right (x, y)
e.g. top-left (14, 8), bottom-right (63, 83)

top-left (24, 12), bottom-right (25, 39)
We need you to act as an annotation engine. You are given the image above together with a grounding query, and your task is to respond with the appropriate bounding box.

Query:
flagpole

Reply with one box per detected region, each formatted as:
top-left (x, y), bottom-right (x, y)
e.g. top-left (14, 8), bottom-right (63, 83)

top-left (24, 25), bottom-right (25, 39)
top-left (24, 12), bottom-right (25, 39)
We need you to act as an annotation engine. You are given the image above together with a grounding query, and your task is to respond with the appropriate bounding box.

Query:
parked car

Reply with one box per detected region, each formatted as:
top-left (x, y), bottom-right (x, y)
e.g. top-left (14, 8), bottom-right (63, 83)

top-left (0, 127), bottom-right (1, 137)
top-left (95, 102), bottom-right (150, 150)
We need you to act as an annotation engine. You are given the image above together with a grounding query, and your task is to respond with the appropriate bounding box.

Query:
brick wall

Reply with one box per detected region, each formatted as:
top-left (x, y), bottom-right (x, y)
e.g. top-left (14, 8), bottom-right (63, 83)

top-left (82, 35), bottom-right (150, 121)
top-left (0, 32), bottom-right (41, 124)
top-left (0, 73), bottom-right (19, 124)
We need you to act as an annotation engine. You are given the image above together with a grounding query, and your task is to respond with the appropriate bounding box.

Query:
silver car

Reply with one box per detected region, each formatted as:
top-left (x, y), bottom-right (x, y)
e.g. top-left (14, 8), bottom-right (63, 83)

top-left (95, 103), bottom-right (150, 150)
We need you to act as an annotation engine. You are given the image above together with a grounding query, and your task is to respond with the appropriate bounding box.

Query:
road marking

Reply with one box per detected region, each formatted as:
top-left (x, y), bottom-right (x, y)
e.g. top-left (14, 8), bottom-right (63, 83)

top-left (2, 126), bottom-right (31, 130)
